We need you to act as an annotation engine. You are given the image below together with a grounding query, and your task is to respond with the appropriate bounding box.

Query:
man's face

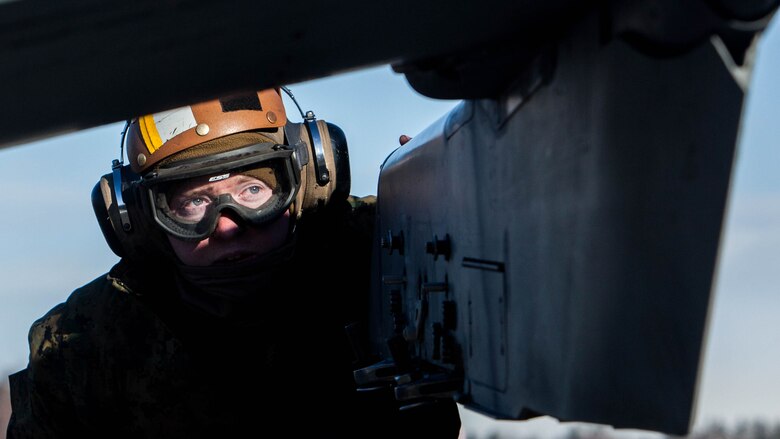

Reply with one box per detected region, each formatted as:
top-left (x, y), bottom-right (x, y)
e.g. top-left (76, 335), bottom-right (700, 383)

top-left (163, 174), bottom-right (291, 266)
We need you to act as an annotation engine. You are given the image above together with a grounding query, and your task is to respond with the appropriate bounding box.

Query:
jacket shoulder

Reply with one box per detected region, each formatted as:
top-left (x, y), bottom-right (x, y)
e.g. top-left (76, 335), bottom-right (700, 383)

top-left (27, 274), bottom-right (115, 357)
top-left (26, 267), bottom-right (161, 374)
top-left (8, 274), bottom-right (124, 437)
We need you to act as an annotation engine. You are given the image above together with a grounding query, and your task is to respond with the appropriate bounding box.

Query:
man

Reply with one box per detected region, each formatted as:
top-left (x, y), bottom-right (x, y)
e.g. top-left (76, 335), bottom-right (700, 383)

top-left (7, 88), bottom-right (461, 438)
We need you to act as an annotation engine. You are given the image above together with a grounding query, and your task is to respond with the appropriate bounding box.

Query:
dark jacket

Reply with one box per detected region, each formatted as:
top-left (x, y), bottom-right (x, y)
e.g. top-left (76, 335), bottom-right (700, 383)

top-left (7, 198), bottom-right (462, 438)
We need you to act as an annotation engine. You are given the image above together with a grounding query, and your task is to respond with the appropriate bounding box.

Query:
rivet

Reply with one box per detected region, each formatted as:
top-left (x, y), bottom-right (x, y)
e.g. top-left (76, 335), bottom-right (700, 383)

top-left (266, 111), bottom-right (277, 124)
top-left (137, 154), bottom-right (147, 167)
top-left (195, 123), bottom-right (210, 136)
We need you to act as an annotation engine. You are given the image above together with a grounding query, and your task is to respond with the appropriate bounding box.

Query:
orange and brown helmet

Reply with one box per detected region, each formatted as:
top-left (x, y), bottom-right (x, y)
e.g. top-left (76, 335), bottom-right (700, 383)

top-left (126, 88), bottom-right (287, 174)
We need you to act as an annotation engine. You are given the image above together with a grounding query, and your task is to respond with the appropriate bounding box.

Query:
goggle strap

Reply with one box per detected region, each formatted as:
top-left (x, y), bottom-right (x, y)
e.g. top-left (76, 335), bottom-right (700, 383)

top-left (284, 123), bottom-right (310, 168)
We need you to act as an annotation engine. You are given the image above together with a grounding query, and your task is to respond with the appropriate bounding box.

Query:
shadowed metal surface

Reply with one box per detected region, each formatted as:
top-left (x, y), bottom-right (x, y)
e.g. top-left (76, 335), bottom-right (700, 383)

top-left (0, 0), bottom-right (588, 149)
top-left (367, 2), bottom-right (777, 435)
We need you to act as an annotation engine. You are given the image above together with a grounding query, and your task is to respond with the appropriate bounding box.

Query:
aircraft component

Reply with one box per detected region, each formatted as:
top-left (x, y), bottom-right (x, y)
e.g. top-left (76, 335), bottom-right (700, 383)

top-left (365, 2), bottom-right (776, 434)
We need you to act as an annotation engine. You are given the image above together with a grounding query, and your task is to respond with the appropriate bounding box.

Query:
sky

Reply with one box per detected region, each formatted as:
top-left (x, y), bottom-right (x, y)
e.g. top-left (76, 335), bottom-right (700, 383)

top-left (1, 17), bottom-right (779, 439)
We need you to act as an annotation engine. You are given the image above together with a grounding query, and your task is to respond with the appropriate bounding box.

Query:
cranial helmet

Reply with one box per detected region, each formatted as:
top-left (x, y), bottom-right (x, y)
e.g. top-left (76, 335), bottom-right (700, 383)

top-left (127, 89), bottom-right (288, 174)
top-left (92, 88), bottom-right (351, 259)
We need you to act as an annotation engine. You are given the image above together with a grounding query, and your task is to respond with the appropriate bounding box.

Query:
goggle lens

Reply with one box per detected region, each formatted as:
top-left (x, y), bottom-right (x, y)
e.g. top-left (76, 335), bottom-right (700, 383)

top-left (142, 142), bottom-right (300, 240)
top-left (163, 170), bottom-right (278, 224)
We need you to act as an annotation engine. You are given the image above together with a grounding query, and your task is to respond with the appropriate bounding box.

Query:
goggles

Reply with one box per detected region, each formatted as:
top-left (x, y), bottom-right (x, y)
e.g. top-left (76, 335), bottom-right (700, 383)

top-left (141, 142), bottom-right (301, 241)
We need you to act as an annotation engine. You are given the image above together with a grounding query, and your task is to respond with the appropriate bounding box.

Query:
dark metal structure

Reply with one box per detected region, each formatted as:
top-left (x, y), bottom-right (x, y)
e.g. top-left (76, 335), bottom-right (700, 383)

top-left (1, 0), bottom-right (778, 435)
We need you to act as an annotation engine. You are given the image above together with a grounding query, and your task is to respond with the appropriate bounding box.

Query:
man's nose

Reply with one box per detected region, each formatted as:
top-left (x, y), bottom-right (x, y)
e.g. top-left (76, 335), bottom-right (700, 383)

top-left (211, 212), bottom-right (244, 239)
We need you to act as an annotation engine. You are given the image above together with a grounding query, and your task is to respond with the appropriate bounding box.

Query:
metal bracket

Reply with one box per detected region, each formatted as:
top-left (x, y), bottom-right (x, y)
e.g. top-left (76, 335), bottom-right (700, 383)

top-left (111, 160), bottom-right (132, 232)
top-left (303, 111), bottom-right (330, 185)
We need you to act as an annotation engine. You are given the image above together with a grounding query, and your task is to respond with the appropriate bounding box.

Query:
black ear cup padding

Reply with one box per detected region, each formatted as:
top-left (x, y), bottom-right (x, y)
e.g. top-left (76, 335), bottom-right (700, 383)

top-left (91, 175), bottom-right (126, 258)
top-left (91, 166), bottom-right (169, 260)
top-left (326, 121), bottom-right (351, 203)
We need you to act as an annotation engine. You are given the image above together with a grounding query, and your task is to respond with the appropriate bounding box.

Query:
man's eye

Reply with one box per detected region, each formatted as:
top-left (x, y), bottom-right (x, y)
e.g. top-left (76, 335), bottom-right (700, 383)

top-left (242, 184), bottom-right (270, 197)
top-left (178, 196), bottom-right (210, 211)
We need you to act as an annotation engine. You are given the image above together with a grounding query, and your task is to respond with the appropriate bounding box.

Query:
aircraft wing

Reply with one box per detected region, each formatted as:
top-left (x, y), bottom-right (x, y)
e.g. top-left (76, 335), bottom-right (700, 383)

top-left (0, 0), bottom-right (589, 149)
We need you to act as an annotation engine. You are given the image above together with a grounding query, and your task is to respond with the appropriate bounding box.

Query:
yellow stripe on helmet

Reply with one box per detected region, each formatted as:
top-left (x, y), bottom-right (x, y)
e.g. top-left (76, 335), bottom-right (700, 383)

top-left (139, 115), bottom-right (164, 154)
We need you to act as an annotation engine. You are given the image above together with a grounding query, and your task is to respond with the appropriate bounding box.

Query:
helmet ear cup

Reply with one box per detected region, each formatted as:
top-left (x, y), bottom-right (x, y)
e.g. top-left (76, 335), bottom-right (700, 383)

top-left (91, 174), bottom-right (126, 257)
top-left (291, 119), bottom-right (351, 216)
top-left (326, 121), bottom-right (351, 203)
top-left (91, 164), bottom-right (166, 260)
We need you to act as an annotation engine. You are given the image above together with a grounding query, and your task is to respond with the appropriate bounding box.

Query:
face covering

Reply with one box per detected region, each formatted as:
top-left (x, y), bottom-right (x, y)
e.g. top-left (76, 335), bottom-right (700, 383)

top-left (173, 238), bottom-right (297, 321)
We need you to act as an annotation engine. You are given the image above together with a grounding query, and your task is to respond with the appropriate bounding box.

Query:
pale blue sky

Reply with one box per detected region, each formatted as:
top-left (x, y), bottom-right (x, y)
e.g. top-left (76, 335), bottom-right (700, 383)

top-left (1, 18), bottom-right (778, 438)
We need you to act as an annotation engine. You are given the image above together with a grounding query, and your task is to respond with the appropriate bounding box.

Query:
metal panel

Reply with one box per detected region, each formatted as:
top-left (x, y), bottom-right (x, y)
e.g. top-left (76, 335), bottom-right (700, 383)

top-left (367, 9), bottom-right (746, 434)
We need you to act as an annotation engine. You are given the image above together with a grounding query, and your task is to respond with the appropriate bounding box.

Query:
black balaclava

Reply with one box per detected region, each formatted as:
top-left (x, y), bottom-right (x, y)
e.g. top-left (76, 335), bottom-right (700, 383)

top-left (172, 235), bottom-right (297, 320)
